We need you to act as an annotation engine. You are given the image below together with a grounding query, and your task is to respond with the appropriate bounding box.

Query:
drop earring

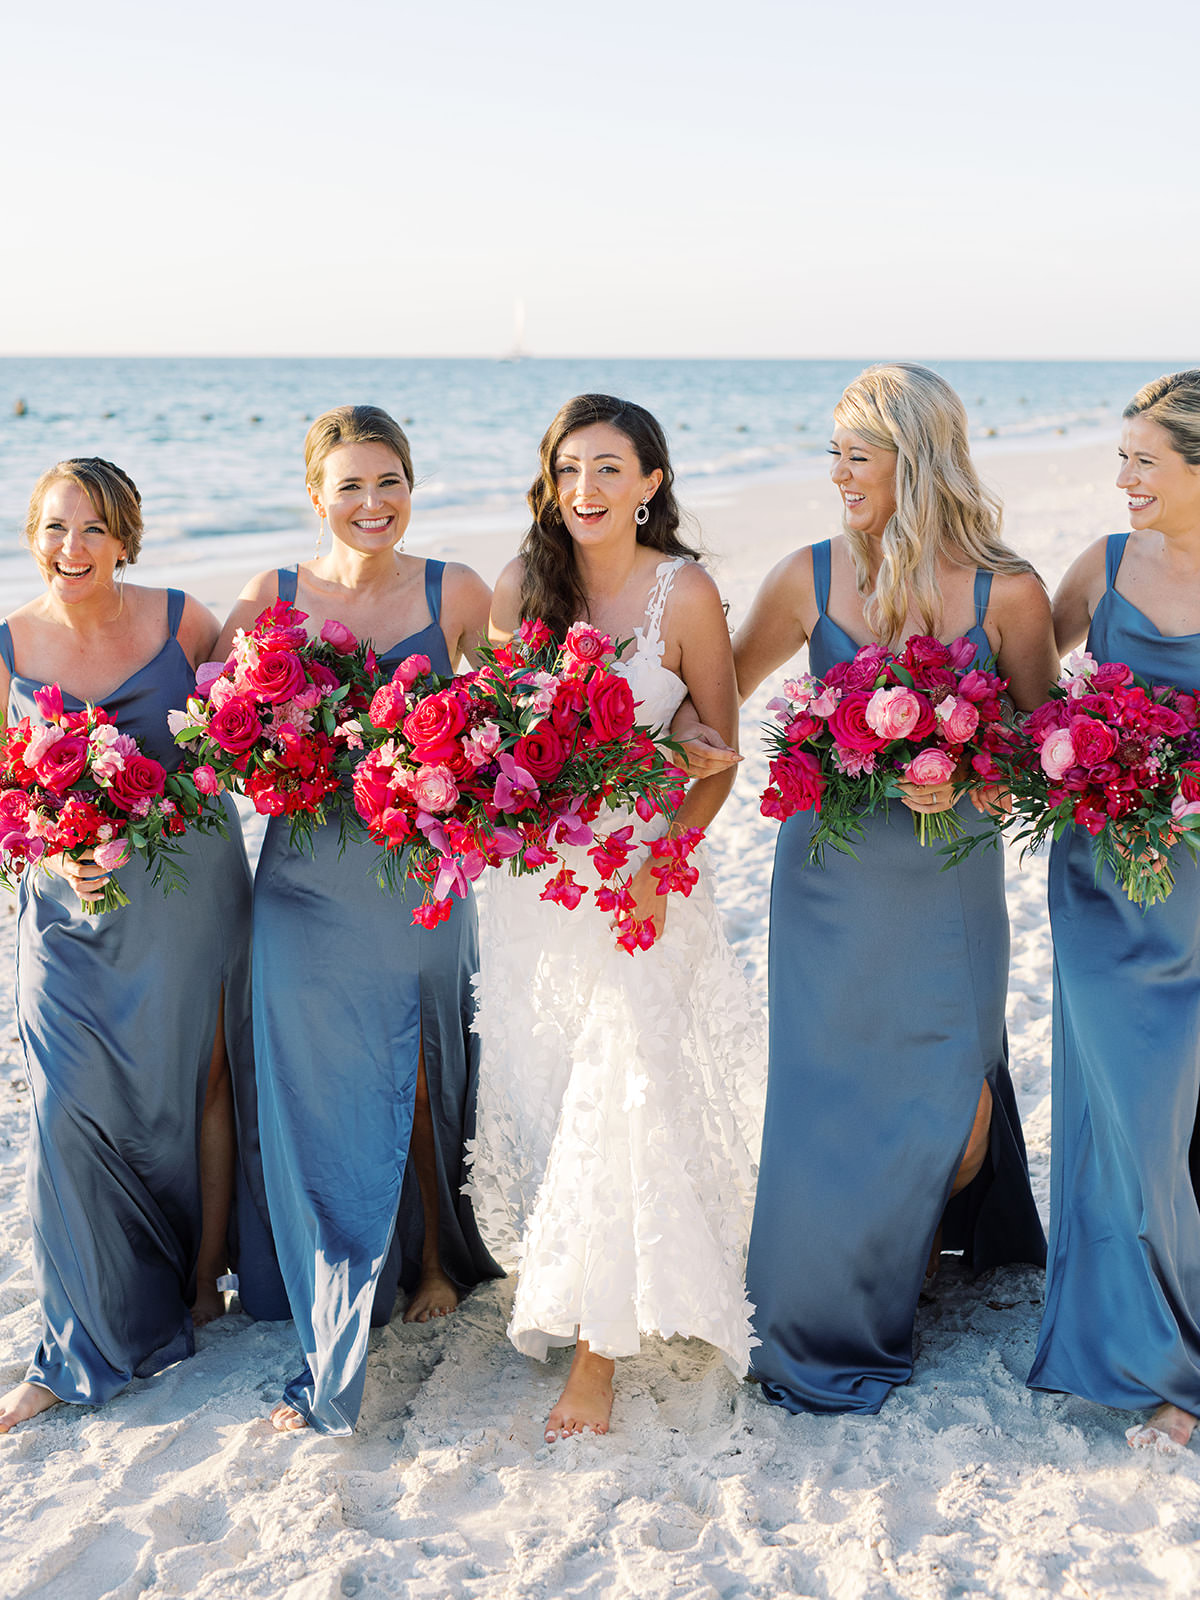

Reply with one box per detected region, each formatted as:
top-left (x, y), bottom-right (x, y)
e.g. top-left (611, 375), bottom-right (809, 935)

top-left (635, 498), bottom-right (650, 526)
top-left (315, 510), bottom-right (326, 553)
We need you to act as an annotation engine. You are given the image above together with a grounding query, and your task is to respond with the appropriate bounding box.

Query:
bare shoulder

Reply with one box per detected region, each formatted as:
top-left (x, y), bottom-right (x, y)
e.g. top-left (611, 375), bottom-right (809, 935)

top-left (987, 568), bottom-right (1052, 618)
top-left (666, 558), bottom-right (723, 609)
top-left (438, 559), bottom-right (491, 602)
top-left (175, 592), bottom-right (222, 666)
top-left (235, 567), bottom-right (285, 605)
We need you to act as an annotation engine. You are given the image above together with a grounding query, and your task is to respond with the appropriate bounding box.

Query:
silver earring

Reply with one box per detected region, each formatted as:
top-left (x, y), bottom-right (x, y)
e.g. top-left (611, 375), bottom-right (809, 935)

top-left (635, 499), bottom-right (650, 526)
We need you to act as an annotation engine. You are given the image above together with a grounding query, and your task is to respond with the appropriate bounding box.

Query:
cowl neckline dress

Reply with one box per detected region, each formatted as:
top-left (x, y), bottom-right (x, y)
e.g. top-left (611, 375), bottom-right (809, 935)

top-left (253, 561), bottom-right (500, 1436)
top-left (1, 592), bottom-right (285, 1408)
top-left (747, 540), bottom-right (1046, 1415)
top-left (1028, 532), bottom-right (1200, 1412)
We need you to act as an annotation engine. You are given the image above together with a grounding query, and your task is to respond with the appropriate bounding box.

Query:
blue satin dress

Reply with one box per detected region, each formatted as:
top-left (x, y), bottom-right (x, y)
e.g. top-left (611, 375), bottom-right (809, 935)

top-left (253, 561), bottom-right (500, 1435)
top-left (747, 541), bottom-right (1046, 1414)
top-left (1, 591), bottom-right (286, 1409)
top-left (1028, 533), bottom-right (1200, 1413)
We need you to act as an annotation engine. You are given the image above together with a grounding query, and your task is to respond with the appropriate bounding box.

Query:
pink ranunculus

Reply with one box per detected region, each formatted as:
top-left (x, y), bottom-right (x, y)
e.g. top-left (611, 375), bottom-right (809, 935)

top-left (1040, 727), bottom-right (1078, 781)
top-left (1091, 660), bottom-right (1134, 691)
top-left (827, 691), bottom-right (886, 755)
top-left (33, 734), bottom-right (89, 794)
top-left (193, 764), bottom-right (220, 795)
top-left (207, 697), bottom-right (264, 755)
top-left (107, 753), bottom-right (168, 811)
top-left (408, 764), bottom-right (460, 813)
top-left (564, 622), bottom-right (612, 666)
top-left (0, 789), bottom-right (31, 824)
top-left (92, 837), bottom-right (132, 871)
top-left (904, 747), bottom-right (957, 786)
top-left (936, 694), bottom-right (980, 744)
top-left (392, 654), bottom-right (432, 691)
top-left (319, 617), bottom-right (358, 652)
top-left (1068, 716), bottom-right (1118, 769)
top-left (244, 648), bottom-right (307, 705)
top-left (865, 686), bottom-right (924, 741)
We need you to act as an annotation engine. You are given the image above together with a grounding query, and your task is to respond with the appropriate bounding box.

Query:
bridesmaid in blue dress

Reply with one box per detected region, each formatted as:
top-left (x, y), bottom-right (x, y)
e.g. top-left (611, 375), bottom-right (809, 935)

top-left (1028, 370), bottom-right (1200, 1454)
top-left (0, 458), bottom-right (286, 1435)
top-left (730, 364), bottom-right (1057, 1413)
top-left (217, 406), bottom-right (501, 1436)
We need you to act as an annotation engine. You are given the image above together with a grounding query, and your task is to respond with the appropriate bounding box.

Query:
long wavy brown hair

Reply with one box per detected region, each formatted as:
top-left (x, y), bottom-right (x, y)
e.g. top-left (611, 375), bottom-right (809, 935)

top-left (520, 394), bottom-right (701, 640)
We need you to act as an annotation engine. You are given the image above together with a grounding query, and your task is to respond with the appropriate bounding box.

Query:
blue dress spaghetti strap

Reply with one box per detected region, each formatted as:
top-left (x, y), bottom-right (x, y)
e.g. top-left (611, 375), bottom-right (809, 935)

top-left (2, 591), bottom-right (286, 1409)
top-left (253, 560), bottom-right (500, 1435)
top-left (747, 540), bottom-right (1046, 1414)
top-left (1028, 533), bottom-right (1200, 1412)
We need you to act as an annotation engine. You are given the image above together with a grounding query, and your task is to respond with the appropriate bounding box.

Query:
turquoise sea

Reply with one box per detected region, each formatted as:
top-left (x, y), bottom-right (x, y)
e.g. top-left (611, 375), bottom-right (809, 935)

top-left (0, 356), bottom-right (1180, 602)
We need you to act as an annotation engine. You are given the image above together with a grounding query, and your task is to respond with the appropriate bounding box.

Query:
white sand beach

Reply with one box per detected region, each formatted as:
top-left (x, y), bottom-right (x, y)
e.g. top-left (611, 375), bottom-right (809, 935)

top-left (4, 437), bottom-right (1200, 1600)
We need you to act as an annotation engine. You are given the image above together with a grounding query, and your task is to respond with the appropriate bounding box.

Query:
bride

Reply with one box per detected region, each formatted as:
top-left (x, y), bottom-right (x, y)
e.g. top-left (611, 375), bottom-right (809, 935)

top-left (470, 393), bottom-right (766, 1442)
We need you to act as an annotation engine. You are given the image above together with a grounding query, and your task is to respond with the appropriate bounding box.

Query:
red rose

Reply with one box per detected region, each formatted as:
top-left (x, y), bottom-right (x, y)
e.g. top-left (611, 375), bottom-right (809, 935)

top-left (901, 636), bottom-right (951, 672)
top-left (403, 691), bottom-right (468, 762)
top-left (245, 649), bottom-right (307, 705)
top-left (1068, 716), bottom-right (1118, 769)
top-left (33, 734), bottom-right (89, 794)
top-left (107, 752), bottom-right (168, 811)
top-left (1180, 763), bottom-right (1200, 803)
top-left (762, 750), bottom-right (825, 819)
top-left (584, 673), bottom-right (637, 744)
top-left (513, 726), bottom-right (567, 782)
top-left (208, 697), bottom-right (264, 755)
top-left (826, 692), bottom-right (887, 755)
top-left (549, 680), bottom-right (586, 737)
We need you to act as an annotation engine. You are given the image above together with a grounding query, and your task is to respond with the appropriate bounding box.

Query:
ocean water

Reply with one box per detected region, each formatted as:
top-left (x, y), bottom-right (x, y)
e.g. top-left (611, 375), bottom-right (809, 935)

top-left (0, 356), bottom-right (1173, 603)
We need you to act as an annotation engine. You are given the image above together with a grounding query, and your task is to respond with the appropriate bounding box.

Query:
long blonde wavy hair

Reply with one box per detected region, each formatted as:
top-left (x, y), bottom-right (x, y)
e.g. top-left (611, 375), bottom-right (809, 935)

top-left (834, 363), bottom-right (1037, 645)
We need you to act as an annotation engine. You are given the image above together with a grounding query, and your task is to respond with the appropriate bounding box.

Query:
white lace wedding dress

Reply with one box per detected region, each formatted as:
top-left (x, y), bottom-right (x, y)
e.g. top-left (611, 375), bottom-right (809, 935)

top-left (469, 559), bottom-right (767, 1375)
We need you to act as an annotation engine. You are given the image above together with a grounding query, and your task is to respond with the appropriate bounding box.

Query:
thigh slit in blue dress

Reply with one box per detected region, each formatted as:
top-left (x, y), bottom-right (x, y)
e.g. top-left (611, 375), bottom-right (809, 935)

top-left (1028, 533), bottom-right (1200, 1413)
top-left (747, 541), bottom-right (1046, 1415)
top-left (253, 562), bottom-right (500, 1435)
top-left (2, 593), bottom-right (286, 1408)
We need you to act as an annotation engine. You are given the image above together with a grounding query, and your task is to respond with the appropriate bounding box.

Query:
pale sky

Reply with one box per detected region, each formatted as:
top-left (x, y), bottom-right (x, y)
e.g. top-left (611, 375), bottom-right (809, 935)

top-left (3, 0), bottom-right (1196, 359)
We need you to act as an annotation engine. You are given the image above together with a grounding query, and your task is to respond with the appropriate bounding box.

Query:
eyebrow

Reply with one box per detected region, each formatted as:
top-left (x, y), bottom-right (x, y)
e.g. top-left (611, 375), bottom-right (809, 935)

top-left (555, 451), bottom-right (625, 463)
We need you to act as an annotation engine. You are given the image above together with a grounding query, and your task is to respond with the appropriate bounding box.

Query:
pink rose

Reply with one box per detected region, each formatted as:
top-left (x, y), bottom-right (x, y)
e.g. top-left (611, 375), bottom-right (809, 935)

top-left (904, 747), bottom-right (957, 786)
top-left (193, 764), bottom-right (220, 795)
top-left (319, 618), bottom-right (358, 652)
top-left (33, 734), bottom-right (89, 794)
top-left (408, 764), bottom-right (460, 813)
top-left (208, 697), bottom-right (264, 755)
top-left (107, 753), bottom-right (167, 811)
top-left (866, 686), bottom-right (924, 741)
top-left (244, 648), bottom-right (307, 705)
top-left (936, 695), bottom-right (980, 744)
top-left (827, 692), bottom-right (887, 755)
top-left (1040, 727), bottom-right (1077, 781)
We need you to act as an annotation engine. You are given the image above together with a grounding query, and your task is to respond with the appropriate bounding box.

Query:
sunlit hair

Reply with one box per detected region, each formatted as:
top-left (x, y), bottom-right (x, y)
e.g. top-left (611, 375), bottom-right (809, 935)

top-left (25, 457), bottom-right (143, 565)
top-left (1123, 369), bottom-right (1200, 465)
top-left (520, 393), bottom-right (701, 641)
top-left (304, 404), bottom-right (414, 491)
top-left (833, 363), bottom-right (1037, 646)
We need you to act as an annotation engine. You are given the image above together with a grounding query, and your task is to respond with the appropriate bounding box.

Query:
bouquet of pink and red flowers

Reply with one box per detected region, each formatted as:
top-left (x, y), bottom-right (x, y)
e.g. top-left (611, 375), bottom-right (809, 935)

top-left (351, 618), bottom-right (702, 952)
top-left (993, 650), bottom-right (1200, 907)
top-left (171, 600), bottom-right (379, 850)
top-left (1, 685), bottom-right (225, 912)
top-left (760, 635), bottom-right (1012, 861)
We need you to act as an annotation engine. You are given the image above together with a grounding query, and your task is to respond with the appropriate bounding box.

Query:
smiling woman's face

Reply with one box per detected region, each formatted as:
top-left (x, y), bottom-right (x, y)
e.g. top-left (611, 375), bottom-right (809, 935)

top-left (312, 440), bottom-right (413, 554)
top-left (1117, 415), bottom-right (1200, 538)
top-left (828, 427), bottom-right (898, 539)
top-left (553, 422), bottom-right (662, 546)
top-left (32, 479), bottom-right (126, 602)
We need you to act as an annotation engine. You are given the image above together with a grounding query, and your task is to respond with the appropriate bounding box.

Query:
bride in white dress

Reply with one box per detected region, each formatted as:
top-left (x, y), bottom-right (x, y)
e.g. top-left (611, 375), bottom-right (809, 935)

top-left (470, 394), bottom-right (766, 1441)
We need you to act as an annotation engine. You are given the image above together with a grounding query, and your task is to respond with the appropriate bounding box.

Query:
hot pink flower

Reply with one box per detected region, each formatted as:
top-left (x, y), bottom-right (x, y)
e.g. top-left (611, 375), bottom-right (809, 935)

top-left (33, 734), bottom-right (89, 794)
top-left (936, 695), bottom-right (980, 744)
top-left (564, 622), bottom-right (612, 666)
top-left (492, 752), bottom-right (539, 812)
top-left (32, 684), bottom-right (64, 721)
top-left (319, 618), bottom-right (358, 652)
top-left (392, 654), bottom-right (432, 691)
top-left (193, 764), bottom-right (220, 795)
top-left (92, 837), bottom-right (132, 871)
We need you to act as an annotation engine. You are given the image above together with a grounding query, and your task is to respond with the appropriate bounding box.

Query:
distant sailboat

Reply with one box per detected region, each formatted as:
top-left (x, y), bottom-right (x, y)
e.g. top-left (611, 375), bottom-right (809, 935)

top-left (500, 298), bottom-right (528, 363)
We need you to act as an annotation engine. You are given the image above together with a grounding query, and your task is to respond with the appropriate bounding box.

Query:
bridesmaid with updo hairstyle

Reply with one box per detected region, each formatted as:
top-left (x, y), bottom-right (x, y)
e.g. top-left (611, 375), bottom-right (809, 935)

top-left (219, 405), bottom-right (501, 1436)
top-left (0, 457), bottom-right (285, 1435)
top-left (1029, 370), bottom-right (1200, 1454)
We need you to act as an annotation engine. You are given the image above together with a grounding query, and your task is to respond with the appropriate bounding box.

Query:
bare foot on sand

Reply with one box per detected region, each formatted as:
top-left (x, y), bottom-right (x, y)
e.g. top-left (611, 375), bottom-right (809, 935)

top-left (0, 1382), bottom-right (60, 1435)
top-left (404, 1268), bottom-right (460, 1324)
top-left (270, 1403), bottom-right (309, 1433)
top-left (545, 1341), bottom-right (614, 1443)
top-left (1127, 1402), bottom-right (1197, 1454)
top-left (191, 1278), bottom-right (227, 1329)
